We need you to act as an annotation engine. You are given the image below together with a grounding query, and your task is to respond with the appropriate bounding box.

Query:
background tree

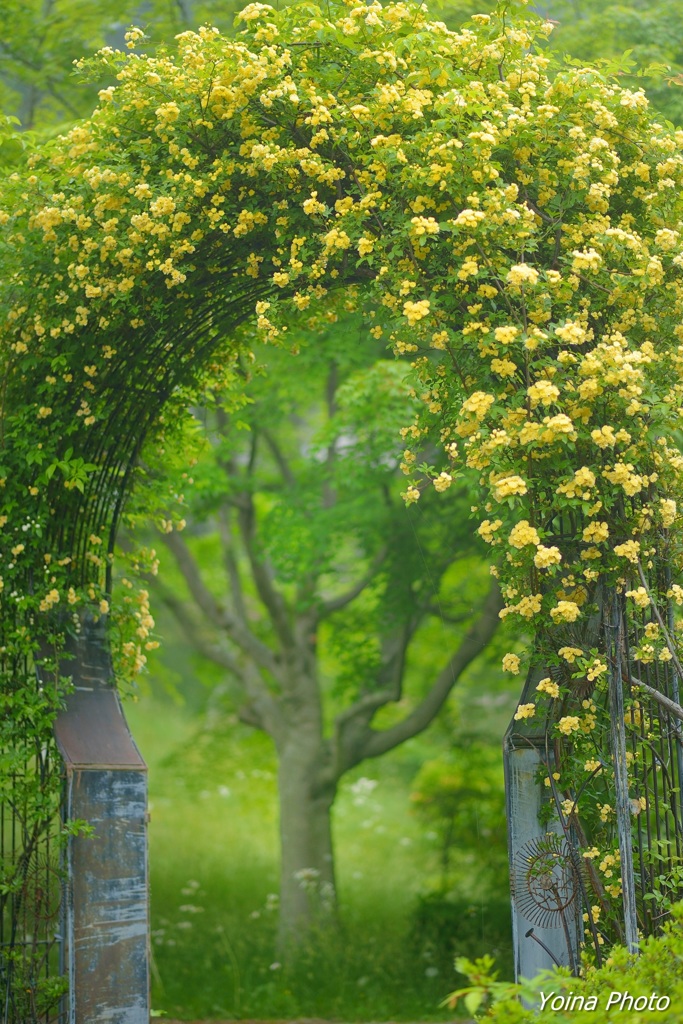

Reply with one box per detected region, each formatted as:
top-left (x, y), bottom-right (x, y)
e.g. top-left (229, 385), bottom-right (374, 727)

top-left (539, 0), bottom-right (683, 126)
top-left (132, 319), bottom-right (503, 949)
top-left (0, 0), bottom-right (244, 130)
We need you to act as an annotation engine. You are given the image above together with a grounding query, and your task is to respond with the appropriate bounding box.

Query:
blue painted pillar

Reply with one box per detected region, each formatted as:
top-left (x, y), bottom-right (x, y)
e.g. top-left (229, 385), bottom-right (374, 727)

top-left (54, 617), bottom-right (150, 1023)
top-left (504, 666), bottom-right (581, 982)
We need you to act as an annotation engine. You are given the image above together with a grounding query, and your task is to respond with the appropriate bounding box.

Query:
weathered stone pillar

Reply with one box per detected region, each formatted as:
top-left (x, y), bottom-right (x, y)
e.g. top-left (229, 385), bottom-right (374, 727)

top-left (53, 616), bottom-right (150, 1024)
top-left (504, 666), bottom-right (581, 982)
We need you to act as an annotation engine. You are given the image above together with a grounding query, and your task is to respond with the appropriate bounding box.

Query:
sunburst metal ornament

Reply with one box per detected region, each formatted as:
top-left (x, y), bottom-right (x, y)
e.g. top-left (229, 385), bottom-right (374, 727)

top-left (19, 851), bottom-right (62, 924)
top-left (512, 833), bottom-right (577, 930)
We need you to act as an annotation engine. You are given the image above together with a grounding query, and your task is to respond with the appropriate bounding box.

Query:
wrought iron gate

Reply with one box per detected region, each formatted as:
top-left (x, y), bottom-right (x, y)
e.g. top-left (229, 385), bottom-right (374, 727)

top-left (1, 618), bottom-right (149, 1024)
top-left (505, 572), bottom-right (683, 978)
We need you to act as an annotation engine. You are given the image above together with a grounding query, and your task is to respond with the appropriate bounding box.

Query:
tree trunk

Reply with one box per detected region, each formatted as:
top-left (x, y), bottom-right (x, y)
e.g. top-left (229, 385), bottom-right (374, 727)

top-left (276, 733), bottom-right (337, 955)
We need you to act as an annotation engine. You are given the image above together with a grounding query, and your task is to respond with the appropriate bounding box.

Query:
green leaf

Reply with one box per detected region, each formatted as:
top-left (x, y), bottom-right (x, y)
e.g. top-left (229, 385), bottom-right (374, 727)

top-left (464, 989), bottom-right (484, 1014)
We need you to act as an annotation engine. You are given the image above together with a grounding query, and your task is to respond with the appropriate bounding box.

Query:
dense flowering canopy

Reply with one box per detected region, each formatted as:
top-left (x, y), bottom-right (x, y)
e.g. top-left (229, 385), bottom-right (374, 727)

top-left (1, 0), bottom-right (683, 632)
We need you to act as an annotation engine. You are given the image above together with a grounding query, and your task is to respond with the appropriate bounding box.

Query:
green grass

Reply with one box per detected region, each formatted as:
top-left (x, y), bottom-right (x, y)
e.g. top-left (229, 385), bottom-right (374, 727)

top-left (125, 695), bottom-right (513, 1020)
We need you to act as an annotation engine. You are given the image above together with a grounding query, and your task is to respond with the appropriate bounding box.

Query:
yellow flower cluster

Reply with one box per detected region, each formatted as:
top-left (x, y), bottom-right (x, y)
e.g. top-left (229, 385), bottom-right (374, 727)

top-left (557, 467), bottom-right (596, 499)
top-left (500, 593), bottom-right (543, 620)
top-left (536, 677), bottom-right (560, 698)
top-left (477, 518), bottom-right (503, 543)
top-left (550, 600), bottom-right (581, 623)
top-left (506, 263), bottom-right (539, 288)
top-left (582, 522), bottom-right (609, 543)
top-left (403, 300), bottom-right (430, 325)
top-left (557, 715), bottom-right (581, 735)
top-left (527, 380), bottom-right (559, 408)
top-left (534, 545), bottom-right (562, 568)
top-left (626, 586), bottom-right (650, 609)
top-left (38, 588), bottom-right (60, 612)
top-left (508, 520), bottom-right (540, 548)
top-left (491, 475), bottom-right (528, 501)
top-left (558, 647), bottom-right (583, 663)
top-left (502, 653), bottom-right (521, 674)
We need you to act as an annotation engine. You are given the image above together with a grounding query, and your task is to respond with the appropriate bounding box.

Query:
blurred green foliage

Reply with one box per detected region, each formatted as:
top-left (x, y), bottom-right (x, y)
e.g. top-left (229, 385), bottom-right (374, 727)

top-left (448, 902), bottom-right (683, 1021)
top-left (0, 0), bottom-right (245, 130)
top-left (127, 691), bottom-right (517, 1018)
top-left (541, 0), bottom-right (683, 127)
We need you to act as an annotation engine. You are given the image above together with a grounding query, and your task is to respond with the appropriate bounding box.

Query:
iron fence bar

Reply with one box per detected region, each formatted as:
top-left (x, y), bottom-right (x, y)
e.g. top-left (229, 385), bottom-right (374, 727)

top-left (666, 591), bottom-right (683, 830)
top-left (607, 591), bottom-right (639, 953)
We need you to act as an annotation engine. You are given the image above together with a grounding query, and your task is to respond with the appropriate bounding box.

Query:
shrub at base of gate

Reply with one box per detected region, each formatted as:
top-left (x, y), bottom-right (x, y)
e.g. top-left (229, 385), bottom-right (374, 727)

top-left (448, 900), bottom-right (683, 1021)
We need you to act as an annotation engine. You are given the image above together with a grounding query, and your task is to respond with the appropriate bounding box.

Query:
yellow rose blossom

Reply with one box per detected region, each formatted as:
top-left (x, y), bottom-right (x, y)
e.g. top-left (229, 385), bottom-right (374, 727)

top-left (494, 325), bottom-right (519, 345)
top-left (490, 357), bottom-right (517, 377)
top-left (660, 499), bottom-right (676, 527)
top-left (501, 593), bottom-right (543, 619)
top-left (603, 462), bottom-right (644, 496)
top-left (586, 659), bottom-right (607, 681)
top-left (477, 518), bottom-right (503, 543)
top-left (557, 466), bottom-right (596, 499)
top-left (461, 391), bottom-right (495, 420)
top-left (613, 539), bottom-right (640, 563)
top-left (590, 425), bottom-right (617, 448)
top-left (558, 646), bottom-right (583, 662)
top-left (403, 299), bottom-right (430, 324)
top-left (626, 587), bottom-right (650, 609)
top-left (514, 703), bottom-right (536, 721)
top-left (39, 588), bottom-right (60, 612)
top-left (508, 520), bottom-right (540, 548)
top-left (557, 715), bottom-right (581, 735)
top-left (536, 677), bottom-right (560, 698)
top-left (432, 471), bottom-right (452, 492)
top-left (582, 521), bottom-right (609, 543)
top-left (550, 600), bottom-right (581, 623)
top-left (527, 380), bottom-right (560, 407)
top-left (502, 653), bottom-right (521, 674)
top-left (492, 474), bottom-right (528, 501)
top-left (507, 263), bottom-right (539, 287)
top-left (534, 545), bottom-right (562, 568)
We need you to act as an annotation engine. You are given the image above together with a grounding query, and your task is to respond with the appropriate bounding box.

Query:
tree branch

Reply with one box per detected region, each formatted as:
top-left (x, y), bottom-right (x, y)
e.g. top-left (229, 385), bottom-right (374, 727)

top-left (153, 578), bottom-right (244, 677)
top-left (327, 620), bottom-right (416, 782)
top-left (217, 506), bottom-right (248, 623)
top-left (350, 580), bottom-right (503, 763)
top-left (318, 546), bottom-right (388, 618)
top-left (158, 528), bottom-right (282, 678)
top-left (261, 427), bottom-right (296, 488)
top-left (628, 674), bottom-right (683, 727)
top-left (423, 605), bottom-right (477, 626)
top-left (158, 529), bottom-right (223, 627)
top-left (237, 492), bottom-right (296, 651)
top-left (152, 576), bottom-right (285, 738)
